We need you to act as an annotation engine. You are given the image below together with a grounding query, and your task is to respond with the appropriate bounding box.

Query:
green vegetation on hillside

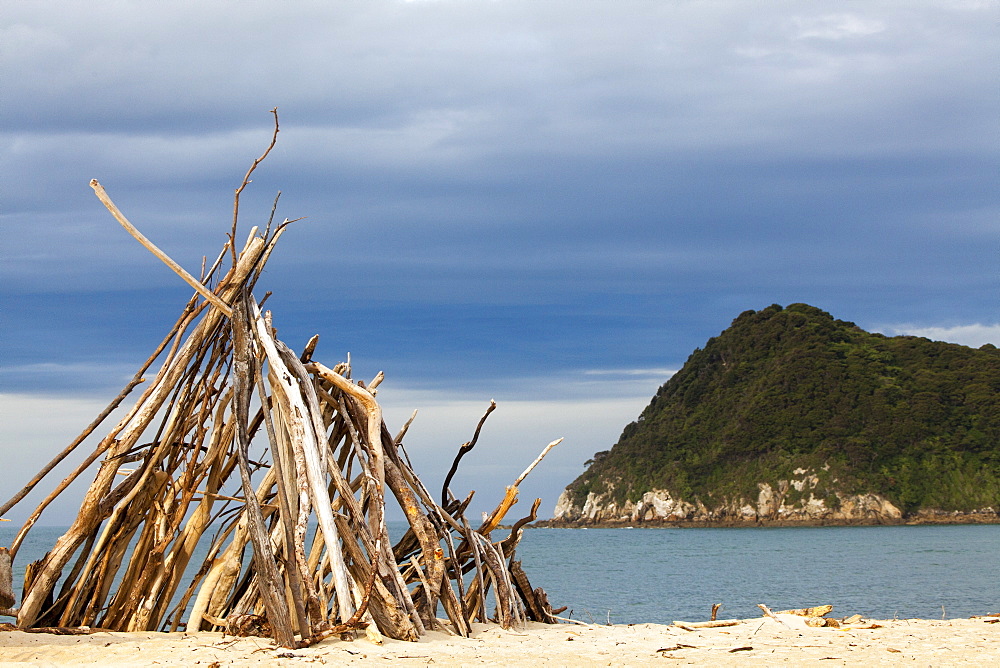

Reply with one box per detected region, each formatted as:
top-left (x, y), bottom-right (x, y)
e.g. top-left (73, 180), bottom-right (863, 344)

top-left (567, 304), bottom-right (1000, 514)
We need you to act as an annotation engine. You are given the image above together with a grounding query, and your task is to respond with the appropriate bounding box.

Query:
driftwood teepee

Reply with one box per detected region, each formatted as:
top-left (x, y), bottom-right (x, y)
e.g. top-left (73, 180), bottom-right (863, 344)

top-left (0, 120), bottom-right (560, 647)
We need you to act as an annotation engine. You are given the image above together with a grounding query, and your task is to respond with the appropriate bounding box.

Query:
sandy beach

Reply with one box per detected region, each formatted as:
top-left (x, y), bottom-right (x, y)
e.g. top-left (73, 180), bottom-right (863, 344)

top-left (2, 615), bottom-right (998, 666)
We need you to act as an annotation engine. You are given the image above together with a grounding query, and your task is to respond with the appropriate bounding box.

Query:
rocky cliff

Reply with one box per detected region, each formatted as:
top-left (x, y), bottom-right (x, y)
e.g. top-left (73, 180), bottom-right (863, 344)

top-left (548, 467), bottom-right (1000, 526)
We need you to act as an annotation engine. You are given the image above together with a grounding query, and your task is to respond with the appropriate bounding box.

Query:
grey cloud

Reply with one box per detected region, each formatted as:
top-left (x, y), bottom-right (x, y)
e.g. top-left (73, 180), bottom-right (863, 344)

top-left (878, 323), bottom-right (1000, 348)
top-left (5, 2), bottom-right (994, 148)
top-left (1, 0), bottom-right (997, 389)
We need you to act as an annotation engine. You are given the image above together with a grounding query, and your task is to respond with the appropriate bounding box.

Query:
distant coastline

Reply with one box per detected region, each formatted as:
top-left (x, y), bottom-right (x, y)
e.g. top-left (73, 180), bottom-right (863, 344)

top-left (535, 510), bottom-right (1000, 529)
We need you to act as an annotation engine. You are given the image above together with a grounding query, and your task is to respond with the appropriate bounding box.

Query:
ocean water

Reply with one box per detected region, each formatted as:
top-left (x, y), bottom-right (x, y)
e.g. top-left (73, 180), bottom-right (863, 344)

top-left (514, 524), bottom-right (1000, 624)
top-left (3, 523), bottom-right (997, 625)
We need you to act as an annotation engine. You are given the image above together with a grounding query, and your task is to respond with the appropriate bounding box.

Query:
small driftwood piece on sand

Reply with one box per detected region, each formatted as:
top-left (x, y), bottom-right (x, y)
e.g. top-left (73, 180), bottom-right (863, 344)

top-left (806, 616), bottom-right (841, 628)
top-left (776, 605), bottom-right (833, 617)
top-left (757, 603), bottom-right (790, 628)
top-left (673, 620), bottom-right (741, 629)
top-left (0, 126), bottom-right (563, 648)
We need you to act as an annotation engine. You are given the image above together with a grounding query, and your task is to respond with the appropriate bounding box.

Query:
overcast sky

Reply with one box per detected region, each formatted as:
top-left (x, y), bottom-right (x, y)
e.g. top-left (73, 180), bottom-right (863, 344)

top-left (2, 1), bottom-right (998, 524)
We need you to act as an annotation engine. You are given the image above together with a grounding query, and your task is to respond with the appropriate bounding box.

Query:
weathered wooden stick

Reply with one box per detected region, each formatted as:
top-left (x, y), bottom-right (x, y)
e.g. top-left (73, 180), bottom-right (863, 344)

top-left (440, 523), bottom-right (467, 617)
top-left (437, 571), bottom-right (472, 637)
top-left (231, 108), bottom-right (279, 260)
top-left (461, 517), bottom-right (488, 623)
top-left (673, 619), bottom-right (741, 628)
top-left (305, 361), bottom-right (385, 490)
top-left (321, 392), bottom-right (424, 637)
top-left (474, 532), bottom-right (521, 628)
top-left (479, 486), bottom-right (519, 535)
top-left (381, 455), bottom-right (444, 625)
top-left (393, 410), bottom-right (418, 449)
top-left (333, 514), bottom-right (416, 641)
top-left (231, 292), bottom-right (295, 647)
top-left (90, 180), bottom-right (233, 318)
top-left (300, 334), bottom-right (319, 363)
top-left (509, 560), bottom-right (556, 623)
top-left (478, 438), bottom-right (563, 536)
top-left (553, 615), bottom-right (591, 626)
top-left (0, 548), bottom-right (13, 610)
top-left (187, 470), bottom-right (278, 630)
top-left (776, 605), bottom-right (833, 617)
top-left (758, 603), bottom-right (790, 628)
top-left (513, 438), bottom-right (563, 488)
top-left (251, 303), bottom-right (355, 624)
top-left (265, 357), bottom-right (322, 624)
top-left (499, 498), bottom-right (541, 557)
top-left (407, 556), bottom-right (435, 626)
top-left (441, 400), bottom-right (496, 505)
top-left (252, 356), bottom-right (311, 638)
top-left (307, 363), bottom-right (410, 626)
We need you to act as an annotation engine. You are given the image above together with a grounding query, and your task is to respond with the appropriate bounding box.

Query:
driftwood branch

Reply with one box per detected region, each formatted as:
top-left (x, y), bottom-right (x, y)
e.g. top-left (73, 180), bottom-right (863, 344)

top-left (758, 603), bottom-right (790, 628)
top-left (479, 438), bottom-right (563, 535)
top-left (231, 108), bottom-right (280, 264)
top-left (0, 548), bottom-right (13, 610)
top-left (231, 291), bottom-right (296, 648)
top-left (442, 400), bottom-right (496, 505)
top-left (673, 619), bottom-right (741, 629)
top-left (513, 438), bottom-right (562, 488)
top-left (90, 179), bottom-right (233, 318)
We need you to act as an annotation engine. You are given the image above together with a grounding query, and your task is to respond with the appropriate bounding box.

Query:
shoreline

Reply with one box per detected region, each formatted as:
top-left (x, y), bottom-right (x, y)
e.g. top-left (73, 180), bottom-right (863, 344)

top-left (3, 615), bottom-right (999, 666)
top-left (534, 513), bottom-right (1000, 529)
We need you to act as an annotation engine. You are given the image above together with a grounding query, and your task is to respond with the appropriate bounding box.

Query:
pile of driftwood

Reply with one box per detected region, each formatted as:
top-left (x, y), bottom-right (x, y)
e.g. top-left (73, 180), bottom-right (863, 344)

top-left (0, 127), bottom-right (560, 648)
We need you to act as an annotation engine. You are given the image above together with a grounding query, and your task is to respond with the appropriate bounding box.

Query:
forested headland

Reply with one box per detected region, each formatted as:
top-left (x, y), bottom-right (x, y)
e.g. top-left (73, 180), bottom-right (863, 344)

top-left (551, 304), bottom-right (1000, 526)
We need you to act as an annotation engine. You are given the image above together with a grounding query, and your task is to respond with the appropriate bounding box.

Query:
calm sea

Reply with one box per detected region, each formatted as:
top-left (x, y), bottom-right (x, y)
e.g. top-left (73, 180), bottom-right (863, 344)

top-left (3, 523), bottom-right (997, 625)
top-left (515, 524), bottom-right (1000, 624)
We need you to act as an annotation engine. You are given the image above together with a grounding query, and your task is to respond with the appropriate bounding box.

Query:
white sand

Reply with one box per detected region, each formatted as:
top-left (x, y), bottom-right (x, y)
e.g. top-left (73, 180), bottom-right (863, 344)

top-left (2, 616), bottom-right (999, 666)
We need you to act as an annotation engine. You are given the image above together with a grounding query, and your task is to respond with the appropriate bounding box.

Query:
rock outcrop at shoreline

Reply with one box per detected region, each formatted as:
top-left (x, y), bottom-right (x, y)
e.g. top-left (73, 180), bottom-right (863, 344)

top-left (548, 470), bottom-right (1000, 526)
top-left (551, 476), bottom-right (905, 526)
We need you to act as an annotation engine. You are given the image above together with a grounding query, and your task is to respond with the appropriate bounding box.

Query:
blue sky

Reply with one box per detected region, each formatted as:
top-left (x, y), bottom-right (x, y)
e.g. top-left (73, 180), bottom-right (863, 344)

top-left (2, 1), bottom-right (998, 524)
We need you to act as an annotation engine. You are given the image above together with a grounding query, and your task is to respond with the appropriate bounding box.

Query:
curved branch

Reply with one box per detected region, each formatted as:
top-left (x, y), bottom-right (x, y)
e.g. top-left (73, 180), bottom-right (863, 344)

top-left (231, 108), bottom-right (280, 263)
top-left (441, 401), bottom-right (496, 505)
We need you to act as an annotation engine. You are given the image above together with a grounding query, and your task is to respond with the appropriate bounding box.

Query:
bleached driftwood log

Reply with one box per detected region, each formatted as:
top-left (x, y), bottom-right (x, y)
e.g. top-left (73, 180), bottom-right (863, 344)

top-left (777, 605), bottom-right (834, 617)
top-left (0, 548), bottom-right (13, 612)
